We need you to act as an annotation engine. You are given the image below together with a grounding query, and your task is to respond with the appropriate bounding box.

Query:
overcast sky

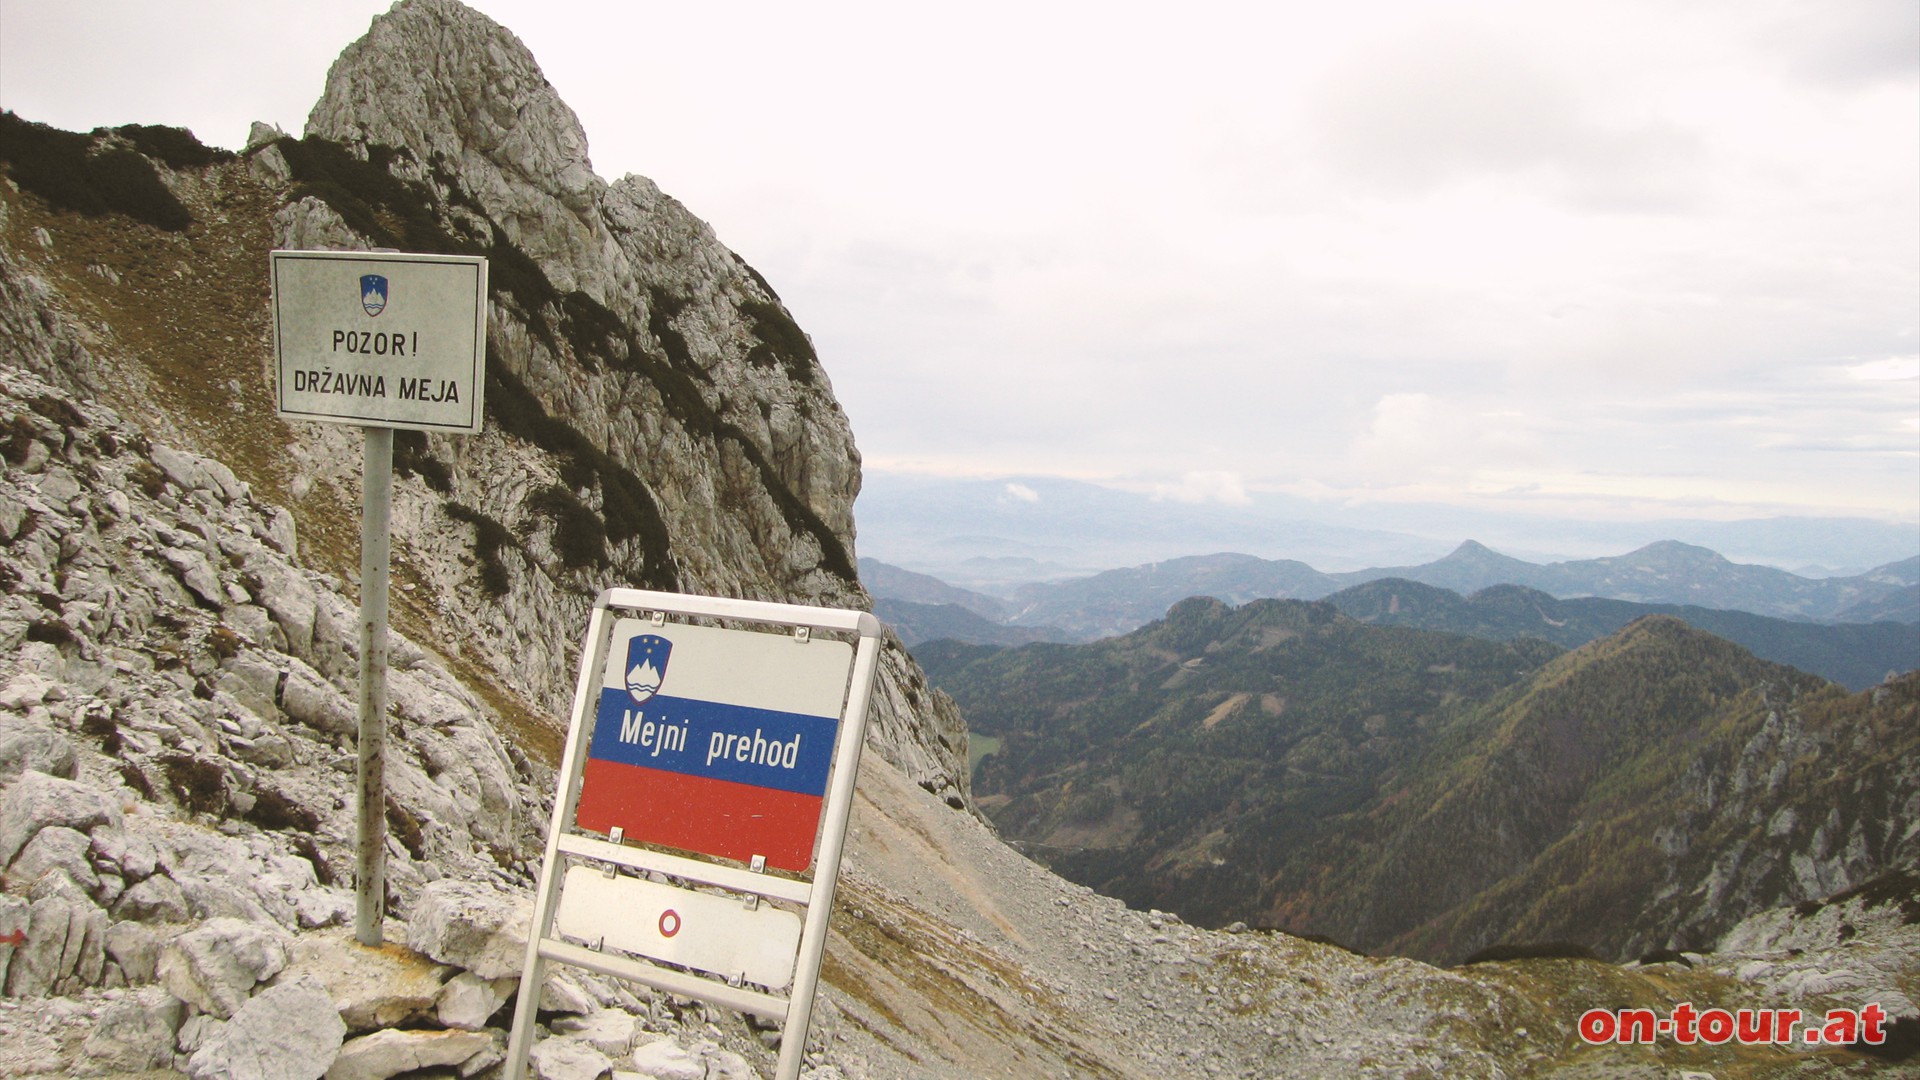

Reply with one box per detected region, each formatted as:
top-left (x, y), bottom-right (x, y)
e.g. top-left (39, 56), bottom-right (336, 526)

top-left (3, 0), bottom-right (1916, 527)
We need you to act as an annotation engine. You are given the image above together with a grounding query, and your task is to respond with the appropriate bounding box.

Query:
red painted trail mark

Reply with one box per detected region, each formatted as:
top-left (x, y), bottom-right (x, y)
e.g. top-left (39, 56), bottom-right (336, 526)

top-left (0, 929), bottom-right (25, 947)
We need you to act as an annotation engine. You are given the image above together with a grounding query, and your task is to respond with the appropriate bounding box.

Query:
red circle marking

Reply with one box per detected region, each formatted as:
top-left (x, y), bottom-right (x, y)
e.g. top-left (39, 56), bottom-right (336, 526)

top-left (658, 909), bottom-right (682, 938)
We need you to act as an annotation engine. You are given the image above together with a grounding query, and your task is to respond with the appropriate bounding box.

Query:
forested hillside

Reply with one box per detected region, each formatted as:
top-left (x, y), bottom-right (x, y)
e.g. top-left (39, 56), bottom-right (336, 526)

top-left (927, 601), bottom-right (1920, 963)
top-left (1326, 577), bottom-right (1919, 691)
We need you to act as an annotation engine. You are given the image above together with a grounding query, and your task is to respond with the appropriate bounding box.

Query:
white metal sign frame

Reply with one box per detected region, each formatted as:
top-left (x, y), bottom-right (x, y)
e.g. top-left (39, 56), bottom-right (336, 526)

top-left (504, 589), bottom-right (885, 1080)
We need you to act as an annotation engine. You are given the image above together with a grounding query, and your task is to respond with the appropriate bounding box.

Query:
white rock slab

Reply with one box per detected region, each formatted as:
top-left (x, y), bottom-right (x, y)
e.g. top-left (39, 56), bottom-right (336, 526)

top-left (325, 1028), bottom-right (494, 1080)
top-left (407, 878), bottom-right (529, 979)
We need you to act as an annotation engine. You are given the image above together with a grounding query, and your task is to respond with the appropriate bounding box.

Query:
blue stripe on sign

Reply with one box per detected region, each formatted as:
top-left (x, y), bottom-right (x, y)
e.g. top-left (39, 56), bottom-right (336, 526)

top-left (588, 694), bottom-right (838, 797)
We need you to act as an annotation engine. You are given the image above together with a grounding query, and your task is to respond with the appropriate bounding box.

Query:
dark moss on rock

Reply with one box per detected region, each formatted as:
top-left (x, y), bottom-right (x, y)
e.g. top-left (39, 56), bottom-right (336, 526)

top-left (0, 112), bottom-right (192, 231)
top-left (483, 363), bottom-right (676, 590)
top-left (103, 124), bottom-right (234, 169)
top-left (529, 484), bottom-right (609, 571)
top-left (443, 500), bottom-right (520, 599)
top-left (394, 430), bottom-right (453, 493)
top-left (740, 298), bottom-right (818, 386)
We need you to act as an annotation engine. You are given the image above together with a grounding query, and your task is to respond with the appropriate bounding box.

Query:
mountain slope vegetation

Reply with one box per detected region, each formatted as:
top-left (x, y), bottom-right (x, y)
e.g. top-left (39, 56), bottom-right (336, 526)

top-left (1327, 577), bottom-right (1919, 691)
top-left (928, 602), bottom-right (1920, 964)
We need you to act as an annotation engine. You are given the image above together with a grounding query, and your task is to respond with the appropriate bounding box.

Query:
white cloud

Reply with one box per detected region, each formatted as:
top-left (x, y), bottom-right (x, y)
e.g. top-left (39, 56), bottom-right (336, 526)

top-left (1001, 483), bottom-right (1040, 504)
top-left (1847, 356), bottom-right (1920, 381)
top-left (1751, 0), bottom-right (1920, 88)
top-left (1152, 472), bottom-right (1252, 506)
top-left (1306, 21), bottom-right (1708, 210)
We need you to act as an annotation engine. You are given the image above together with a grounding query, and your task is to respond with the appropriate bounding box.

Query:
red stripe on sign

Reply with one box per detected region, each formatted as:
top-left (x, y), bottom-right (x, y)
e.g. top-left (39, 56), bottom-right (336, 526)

top-left (575, 758), bottom-right (826, 872)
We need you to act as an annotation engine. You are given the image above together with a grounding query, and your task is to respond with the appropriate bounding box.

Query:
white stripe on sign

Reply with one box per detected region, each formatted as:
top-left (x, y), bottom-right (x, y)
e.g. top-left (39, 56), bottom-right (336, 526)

top-left (554, 867), bottom-right (804, 991)
top-left (599, 618), bottom-right (853, 716)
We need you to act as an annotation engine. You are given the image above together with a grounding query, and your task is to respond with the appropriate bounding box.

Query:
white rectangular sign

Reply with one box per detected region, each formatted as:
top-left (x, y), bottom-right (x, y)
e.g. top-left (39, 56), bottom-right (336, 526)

top-left (270, 250), bottom-right (487, 433)
top-left (555, 867), bottom-right (804, 990)
top-left (575, 619), bottom-right (855, 872)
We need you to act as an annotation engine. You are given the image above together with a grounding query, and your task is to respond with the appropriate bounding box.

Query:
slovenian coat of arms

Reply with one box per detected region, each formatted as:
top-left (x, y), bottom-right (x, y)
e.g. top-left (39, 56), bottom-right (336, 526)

top-left (360, 274), bottom-right (389, 317)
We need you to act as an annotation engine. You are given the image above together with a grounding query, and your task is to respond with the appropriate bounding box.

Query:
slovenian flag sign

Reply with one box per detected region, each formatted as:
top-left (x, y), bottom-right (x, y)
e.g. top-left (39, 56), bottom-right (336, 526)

top-left (574, 619), bottom-right (854, 872)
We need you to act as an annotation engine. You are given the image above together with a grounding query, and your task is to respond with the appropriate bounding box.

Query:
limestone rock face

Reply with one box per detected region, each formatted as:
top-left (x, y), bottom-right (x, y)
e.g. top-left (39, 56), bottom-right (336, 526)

top-left (296, 0), bottom-right (970, 809)
top-left (307, 0), bottom-right (602, 295)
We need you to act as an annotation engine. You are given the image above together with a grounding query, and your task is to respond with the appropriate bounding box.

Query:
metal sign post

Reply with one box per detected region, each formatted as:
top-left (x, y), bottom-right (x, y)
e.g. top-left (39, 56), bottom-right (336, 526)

top-left (355, 425), bottom-right (392, 945)
top-left (270, 249), bottom-right (487, 946)
top-left (504, 590), bottom-right (885, 1080)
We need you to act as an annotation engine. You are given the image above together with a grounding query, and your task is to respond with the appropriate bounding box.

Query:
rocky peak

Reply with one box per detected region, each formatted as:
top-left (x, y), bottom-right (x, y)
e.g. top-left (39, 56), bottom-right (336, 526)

top-left (307, 0), bottom-right (601, 289)
top-left (293, 0), bottom-right (862, 561)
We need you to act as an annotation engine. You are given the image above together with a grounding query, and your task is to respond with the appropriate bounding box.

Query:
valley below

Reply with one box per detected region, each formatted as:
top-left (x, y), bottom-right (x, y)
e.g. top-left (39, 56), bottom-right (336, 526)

top-left (922, 600), bottom-right (1919, 968)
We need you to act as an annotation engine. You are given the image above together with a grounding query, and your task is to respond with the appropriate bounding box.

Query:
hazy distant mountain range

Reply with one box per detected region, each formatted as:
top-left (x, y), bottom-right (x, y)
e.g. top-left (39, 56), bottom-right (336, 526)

top-left (857, 472), bottom-right (1920, 584)
top-left (1327, 578), bottom-right (1917, 692)
top-left (990, 542), bottom-right (1919, 639)
top-left (859, 558), bottom-right (1071, 646)
top-left (868, 541), bottom-right (1918, 690)
top-left (860, 557), bottom-right (1011, 618)
top-left (872, 597), bottom-right (1073, 648)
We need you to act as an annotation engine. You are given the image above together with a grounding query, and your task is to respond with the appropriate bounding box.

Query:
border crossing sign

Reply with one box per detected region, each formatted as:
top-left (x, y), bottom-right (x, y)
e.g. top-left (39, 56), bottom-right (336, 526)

top-left (505, 590), bottom-right (885, 1080)
top-left (576, 619), bottom-right (851, 871)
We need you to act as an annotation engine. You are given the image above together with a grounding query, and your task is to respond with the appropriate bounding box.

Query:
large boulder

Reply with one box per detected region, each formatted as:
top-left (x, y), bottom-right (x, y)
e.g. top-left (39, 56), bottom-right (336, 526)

top-left (0, 768), bottom-right (123, 868)
top-left (5, 872), bottom-right (108, 995)
top-left (406, 878), bottom-right (529, 979)
top-left (526, 1035), bottom-right (610, 1080)
top-left (628, 1039), bottom-right (704, 1080)
top-left (158, 916), bottom-right (291, 1020)
top-left (435, 969), bottom-right (516, 1030)
top-left (185, 975), bottom-right (346, 1080)
top-left (549, 1008), bottom-right (638, 1057)
top-left (76, 988), bottom-right (184, 1075)
top-left (281, 926), bottom-right (451, 1033)
top-left (0, 715), bottom-right (78, 782)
